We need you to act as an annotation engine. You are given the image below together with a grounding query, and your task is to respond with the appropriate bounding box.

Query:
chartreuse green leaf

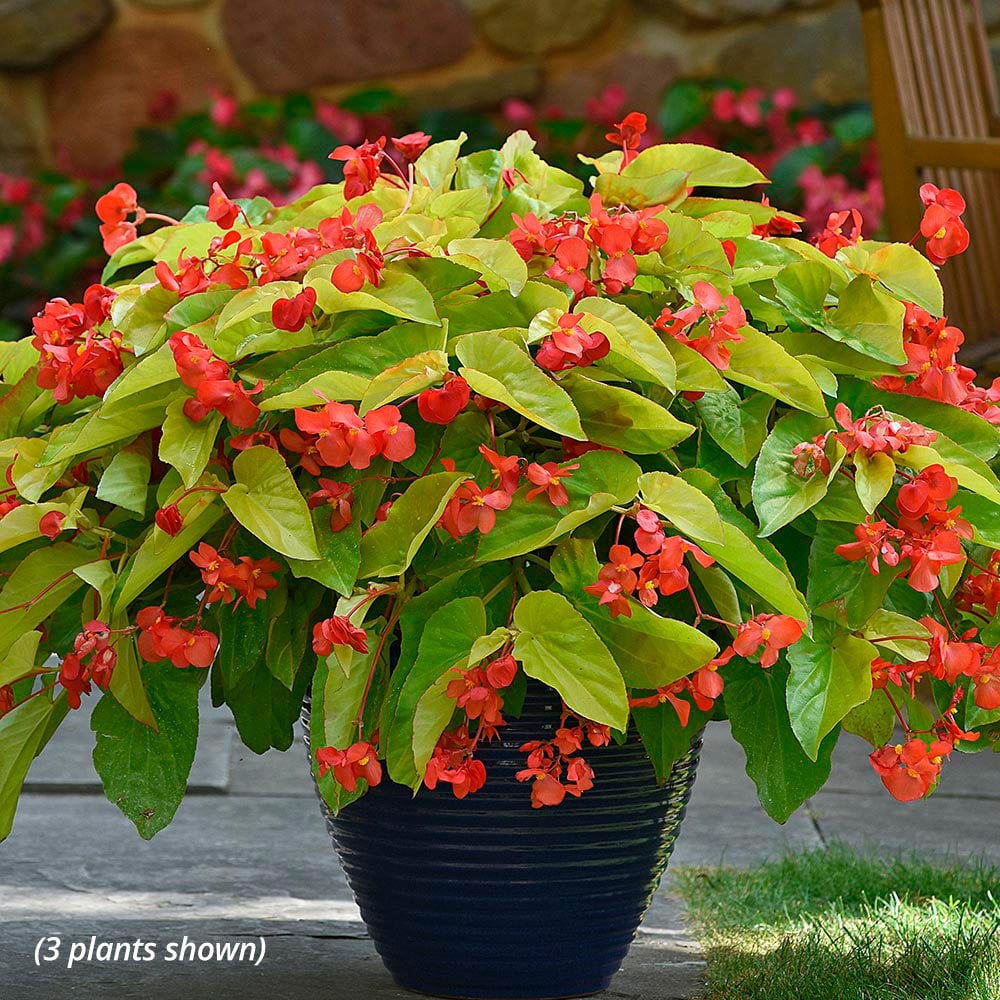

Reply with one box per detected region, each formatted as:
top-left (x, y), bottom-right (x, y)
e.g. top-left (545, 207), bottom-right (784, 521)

top-left (97, 437), bottom-right (152, 514)
top-left (726, 327), bottom-right (826, 416)
top-left (223, 447), bottom-right (319, 560)
top-left (457, 333), bottom-right (585, 439)
top-left (211, 281), bottom-right (309, 360)
top-left (92, 663), bottom-right (202, 840)
top-left (109, 283), bottom-right (175, 354)
top-left (577, 297), bottom-right (677, 389)
top-left (638, 471), bottom-right (724, 545)
top-left (307, 265), bottom-right (439, 326)
top-left (159, 401), bottom-right (223, 489)
top-left (864, 241), bottom-right (944, 316)
top-left (514, 591), bottom-right (629, 730)
top-left (311, 646), bottom-right (381, 813)
top-left (560, 372), bottom-right (693, 452)
top-left (386, 596), bottom-right (487, 788)
top-left (785, 620), bottom-right (875, 760)
top-left (680, 470), bottom-right (809, 621)
top-left (116, 484), bottom-right (225, 611)
top-left (0, 544), bottom-right (93, 659)
top-left (617, 143), bottom-right (767, 190)
top-left (826, 276), bottom-right (906, 364)
top-left (477, 450), bottom-right (641, 562)
top-left (695, 388), bottom-right (774, 467)
top-left (0, 490), bottom-right (87, 557)
top-left (259, 370), bottom-right (370, 412)
top-left (595, 163), bottom-right (688, 209)
top-left (862, 610), bottom-right (931, 662)
top-left (359, 471), bottom-right (466, 578)
top-left (101, 230), bottom-right (166, 283)
top-left (0, 631), bottom-right (41, 688)
top-left (107, 611), bottom-right (156, 729)
top-left (726, 662), bottom-right (838, 822)
top-left (415, 133), bottom-right (467, 189)
top-left (854, 450), bottom-right (896, 514)
top-left (841, 695), bottom-right (895, 748)
top-left (752, 412), bottom-right (841, 536)
top-left (100, 344), bottom-right (179, 414)
top-left (0, 696), bottom-right (55, 842)
top-left (359, 350), bottom-right (449, 415)
top-left (446, 239), bottom-right (527, 295)
top-left (551, 539), bottom-right (717, 689)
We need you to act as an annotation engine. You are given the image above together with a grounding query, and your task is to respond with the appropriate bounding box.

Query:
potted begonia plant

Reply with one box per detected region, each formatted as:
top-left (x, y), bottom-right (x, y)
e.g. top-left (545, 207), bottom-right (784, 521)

top-left (1, 113), bottom-right (998, 999)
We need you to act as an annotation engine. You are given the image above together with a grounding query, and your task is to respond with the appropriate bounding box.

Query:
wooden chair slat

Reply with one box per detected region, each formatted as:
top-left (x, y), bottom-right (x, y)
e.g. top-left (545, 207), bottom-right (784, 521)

top-left (860, 0), bottom-right (1000, 345)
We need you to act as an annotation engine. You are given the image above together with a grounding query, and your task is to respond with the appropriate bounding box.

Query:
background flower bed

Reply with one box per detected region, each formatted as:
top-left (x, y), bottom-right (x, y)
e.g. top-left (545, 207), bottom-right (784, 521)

top-left (0, 81), bottom-right (880, 340)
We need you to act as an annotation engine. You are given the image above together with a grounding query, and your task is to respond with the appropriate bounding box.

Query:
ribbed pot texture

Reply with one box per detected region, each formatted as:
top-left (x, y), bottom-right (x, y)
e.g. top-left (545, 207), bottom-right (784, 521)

top-left (301, 683), bottom-right (702, 1000)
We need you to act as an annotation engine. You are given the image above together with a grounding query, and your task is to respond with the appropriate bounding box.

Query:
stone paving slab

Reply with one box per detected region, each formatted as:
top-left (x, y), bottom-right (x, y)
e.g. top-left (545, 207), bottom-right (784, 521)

top-left (5, 715), bottom-right (1000, 999)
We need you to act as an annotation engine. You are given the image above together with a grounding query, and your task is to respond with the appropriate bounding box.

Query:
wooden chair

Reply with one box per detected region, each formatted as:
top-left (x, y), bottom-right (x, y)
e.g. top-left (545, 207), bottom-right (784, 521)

top-left (859, 0), bottom-right (1000, 358)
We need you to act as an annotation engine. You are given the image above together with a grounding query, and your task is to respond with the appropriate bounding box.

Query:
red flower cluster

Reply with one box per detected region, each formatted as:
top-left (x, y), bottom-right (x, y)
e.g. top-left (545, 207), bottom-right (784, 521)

top-left (155, 235), bottom-right (250, 298)
top-left (509, 193), bottom-right (667, 300)
top-left (95, 182), bottom-right (145, 254)
top-left (32, 285), bottom-right (125, 404)
top-left (836, 464), bottom-right (970, 593)
top-left (832, 403), bottom-right (936, 457)
top-left (918, 184), bottom-right (969, 266)
top-left (629, 668), bottom-right (723, 726)
top-left (169, 332), bottom-right (263, 428)
top-left (586, 511), bottom-right (715, 619)
top-left (535, 313), bottom-right (610, 372)
top-left (516, 707), bottom-right (609, 808)
top-left (329, 137), bottom-right (386, 200)
top-left (730, 613), bottom-right (805, 668)
top-left (312, 615), bottom-right (369, 656)
top-left (136, 606), bottom-right (219, 669)
top-left (424, 653), bottom-right (519, 799)
top-left (189, 543), bottom-right (280, 609)
top-left (956, 551), bottom-right (1000, 618)
top-left (654, 281), bottom-right (746, 370)
top-left (870, 737), bottom-right (954, 801)
top-left (417, 373), bottom-right (471, 424)
top-left (316, 741), bottom-right (382, 792)
top-left (815, 207), bottom-right (863, 257)
top-left (58, 620), bottom-right (118, 709)
top-left (874, 304), bottom-right (1000, 425)
top-left (206, 182), bottom-right (240, 229)
top-left (293, 401), bottom-right (415, 470)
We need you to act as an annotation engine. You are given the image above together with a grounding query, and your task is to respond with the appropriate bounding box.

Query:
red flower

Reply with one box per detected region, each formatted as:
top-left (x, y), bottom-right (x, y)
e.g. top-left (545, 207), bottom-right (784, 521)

top-left (316, 741), bottom-right (382, 793)
top-left (365, 405), bottom-right (417, 463)
top-left (816, 208), bottom-right (863, 258)
top-left (169, 331), bottom-right (230, 388)
top-left (583, 576), bottom-right (632, 618)
top-left (732, 614), bottom-right (805, 668)
top-left (634, 507), bottom-right (666, 555)
top-left (155, 504), bottom-right (184, 536)
top-left (38, 511), bottom-right (65, 539)
top-left (313, 616), bottom-right (369, 656)
top-left (206, 182), bottom-right (240, 230)
top-left (525, 461), bottom-right (578, 506)
top-left (329, 137), bottom-right (387, 200)
top-left (424, 726), bottom-right (488, 799)
top-left (973, 650), bottom-right (1000, 710)
top-left (869, 738), bottom-right (948, 801)
top-left (606, 111), bottom-right (647, 165)
top-left (417, 374), bottom-right (470, 425)
top-left (58, 653), bottom-right (92, 710)
top-left (835, 517), bottom-right (903, 575)
top-left (391, 132), bottom-right (432, 162)
top-left (332, 251), bottom-right (383, 293)
top-left (453, 481), bottom-right (513, 536)
top-left (544, 237), bottom-right (591, 294)
top-left (160, 627), bottom-right (219, 669)
top-left (279, 428), bottom-right (323, 476)
top-left (0, 685), bottom-right (13, 717)
top-left (96, 182), bottom-right (143, 254)
top-left (485, 653), bottom-right (517, 689)
top-left (920, 205), bottom-right (970, 266)
top-left (272, 287), bottom-right (317, 332)
top-left (187, 377), bottom-right (263, 428)
top-left (308, 479), bottom-right (355, 532)
top-left (294, 402), bottom-right (377, 470)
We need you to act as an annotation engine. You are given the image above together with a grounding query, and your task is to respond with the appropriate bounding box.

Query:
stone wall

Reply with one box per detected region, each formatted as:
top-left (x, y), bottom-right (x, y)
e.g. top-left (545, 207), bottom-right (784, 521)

top-left (0, 0), bottom-right (996, 173)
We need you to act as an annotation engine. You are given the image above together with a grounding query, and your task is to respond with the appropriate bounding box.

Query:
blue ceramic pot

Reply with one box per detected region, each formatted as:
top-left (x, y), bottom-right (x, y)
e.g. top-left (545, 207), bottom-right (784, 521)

top-left (303, 684), bottom-right (701, 1000)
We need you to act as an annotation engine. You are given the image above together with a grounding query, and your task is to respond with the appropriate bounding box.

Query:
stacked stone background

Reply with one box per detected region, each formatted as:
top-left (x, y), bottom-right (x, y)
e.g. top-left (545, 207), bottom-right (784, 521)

top-left (1, 0), bottom-right (999, 173)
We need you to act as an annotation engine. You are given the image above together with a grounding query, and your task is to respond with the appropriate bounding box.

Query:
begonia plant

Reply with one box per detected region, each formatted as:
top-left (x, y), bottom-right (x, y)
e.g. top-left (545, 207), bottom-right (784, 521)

top-left (1, 113), bottom-right (997, 843)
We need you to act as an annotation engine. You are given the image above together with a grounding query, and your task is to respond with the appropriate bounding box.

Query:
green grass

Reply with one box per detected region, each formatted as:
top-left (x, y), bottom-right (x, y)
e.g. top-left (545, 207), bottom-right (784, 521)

top-left (675, 844), bottom-right (1000, 1000)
